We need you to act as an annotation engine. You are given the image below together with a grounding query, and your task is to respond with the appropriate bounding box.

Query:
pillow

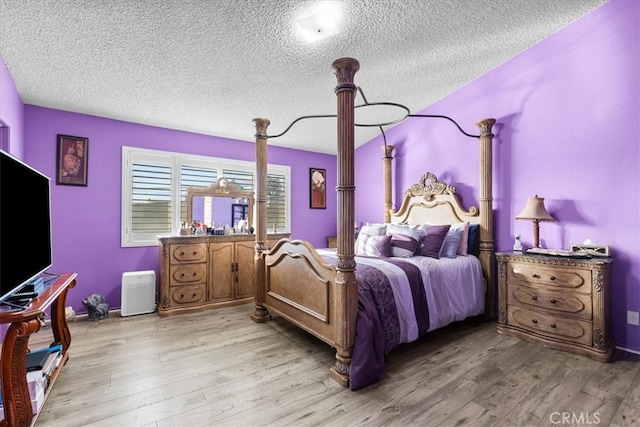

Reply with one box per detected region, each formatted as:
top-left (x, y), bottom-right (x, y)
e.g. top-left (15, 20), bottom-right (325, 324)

top-left (416, 224), bottom-right (451, 258)
top-left (388, 233), bottom-right (419, 257)
top-left (375, 234), bottom-right (392, 257)
top-left (467, 224), bottom-right (480, 256)
top-left (440, 227), bottom-right (463, 258)
top-left (386, 223), bottom-right (422, 258)
top-left (355, 234), bottom-right (391, 257)
top-left (386, 223), bottom-right (420, 235)
top-left (359, 223), bottom-right (387, 236)
top-left (450, 222), bottom-right (470, 256)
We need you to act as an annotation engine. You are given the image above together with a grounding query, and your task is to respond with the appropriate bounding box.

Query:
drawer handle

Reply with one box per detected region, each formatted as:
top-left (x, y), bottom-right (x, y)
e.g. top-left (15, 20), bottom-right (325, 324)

top-left (180, 251), bottom-right (185, 256)
top-left (532, 319), bottom-right (538, 324)
top-left (550, 299), bottom-right (557, 304)
top-left (531, 295), bottom-right (538, 301)
top-left (532, 274), bottom-right (540, 279)
top-left (551, 323), bottom-right (557, 328)
top-left (550, 276), bottom-right (556, 281)
top-left (180, 273), bottom-right (184, 277)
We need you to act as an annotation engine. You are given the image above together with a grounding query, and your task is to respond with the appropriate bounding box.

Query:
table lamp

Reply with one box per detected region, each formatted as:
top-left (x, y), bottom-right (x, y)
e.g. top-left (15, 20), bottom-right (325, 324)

top-left (515, 195), bottom-right (554, 248)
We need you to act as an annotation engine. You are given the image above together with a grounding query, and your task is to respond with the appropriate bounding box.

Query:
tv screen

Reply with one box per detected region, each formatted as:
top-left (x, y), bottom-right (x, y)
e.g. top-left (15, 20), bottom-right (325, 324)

top-left (0, 149), bottom-right (53, 303)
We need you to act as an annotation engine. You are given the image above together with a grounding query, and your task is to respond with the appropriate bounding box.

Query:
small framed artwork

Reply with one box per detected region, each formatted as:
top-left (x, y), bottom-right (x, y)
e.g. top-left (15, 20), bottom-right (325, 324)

top-left (56, 134), bottom-right (88, 186)
top-left (310, 167), bottom-right (326, 209)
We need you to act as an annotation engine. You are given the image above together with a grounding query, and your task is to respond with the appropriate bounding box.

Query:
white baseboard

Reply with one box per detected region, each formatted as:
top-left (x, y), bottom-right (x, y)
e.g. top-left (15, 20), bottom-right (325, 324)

top-left (616, 345), bottom-right (640, 356)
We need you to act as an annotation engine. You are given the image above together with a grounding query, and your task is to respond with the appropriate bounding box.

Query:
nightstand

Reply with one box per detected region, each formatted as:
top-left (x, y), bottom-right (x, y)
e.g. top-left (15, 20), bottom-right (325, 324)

top-left (496, 252), bottom-right (613, 362)
top-left (327, 232), bottom-right (358, 249)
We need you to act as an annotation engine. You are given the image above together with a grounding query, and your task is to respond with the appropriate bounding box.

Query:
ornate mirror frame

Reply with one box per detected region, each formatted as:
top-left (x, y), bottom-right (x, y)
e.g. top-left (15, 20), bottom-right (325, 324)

top-left (186, 177), bottom-right (255, 228)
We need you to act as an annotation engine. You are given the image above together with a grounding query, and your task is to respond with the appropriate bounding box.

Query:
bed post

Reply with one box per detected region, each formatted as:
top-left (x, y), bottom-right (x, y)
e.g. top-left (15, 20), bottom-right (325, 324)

top-left (251, 117), bottom-right (272, 323)
top-left (382, 144), bottom-right (395, 223)
top-left (476, 118), bottom-right (496, 318)
top-left (329, 57), bottom-right (360, 387)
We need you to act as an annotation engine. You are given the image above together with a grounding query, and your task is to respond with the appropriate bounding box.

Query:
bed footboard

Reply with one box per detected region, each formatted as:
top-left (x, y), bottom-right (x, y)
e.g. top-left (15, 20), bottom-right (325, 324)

top-left (252, 239), bottom-right (357, 387)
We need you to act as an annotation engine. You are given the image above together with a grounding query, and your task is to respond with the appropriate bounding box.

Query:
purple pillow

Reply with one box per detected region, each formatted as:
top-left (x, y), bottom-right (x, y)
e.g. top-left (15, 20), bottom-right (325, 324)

top-left (389, 233), bottom-right (419, 257)
top-left (416, 224), bottom-right (451, 258)
top-left (375, 234), bottom-right (392, 257)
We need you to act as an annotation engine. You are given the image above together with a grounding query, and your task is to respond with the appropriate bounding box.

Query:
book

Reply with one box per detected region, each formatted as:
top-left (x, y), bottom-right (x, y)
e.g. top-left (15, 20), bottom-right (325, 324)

top-left (26, 350), bottom-right (50, 372)
top-left (42, 351), bottom-right (60, 378)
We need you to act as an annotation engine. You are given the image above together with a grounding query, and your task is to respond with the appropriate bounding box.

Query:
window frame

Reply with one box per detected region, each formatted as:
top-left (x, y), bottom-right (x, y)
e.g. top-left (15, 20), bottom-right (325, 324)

top-left (121, 146), bottom-right (290, 247)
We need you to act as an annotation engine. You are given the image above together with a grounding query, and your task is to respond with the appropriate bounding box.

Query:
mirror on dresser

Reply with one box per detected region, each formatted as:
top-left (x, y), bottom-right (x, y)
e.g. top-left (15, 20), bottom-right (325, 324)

top-left (186, 177), bottom-right (254, 231)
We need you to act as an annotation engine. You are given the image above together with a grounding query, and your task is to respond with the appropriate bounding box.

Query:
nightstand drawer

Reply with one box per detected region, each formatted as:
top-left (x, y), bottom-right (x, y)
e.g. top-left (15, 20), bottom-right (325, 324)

top-left (508, 306), bottom-right (592, 346)
top-left (508, 262), bottom-right (591, 293)
top-left (508, 284), bottom-right (592, 320)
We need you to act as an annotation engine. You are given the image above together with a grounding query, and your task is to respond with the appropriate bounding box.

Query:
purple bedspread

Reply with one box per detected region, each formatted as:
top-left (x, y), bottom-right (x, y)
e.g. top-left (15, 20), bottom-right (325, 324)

top-left (320, 253), bottom-right (429, 390)
top-left (350, 257), bottom-right (429, 390)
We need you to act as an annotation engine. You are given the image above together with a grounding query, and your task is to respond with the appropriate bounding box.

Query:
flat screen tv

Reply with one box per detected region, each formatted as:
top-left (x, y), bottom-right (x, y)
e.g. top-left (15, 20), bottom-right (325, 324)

top-left (0, 149), bottom-right (53, 304)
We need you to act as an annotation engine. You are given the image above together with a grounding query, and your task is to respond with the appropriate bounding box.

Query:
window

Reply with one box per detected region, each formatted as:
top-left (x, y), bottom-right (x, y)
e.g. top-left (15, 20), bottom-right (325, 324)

top-left (122, 147), bottom-right (290, 247)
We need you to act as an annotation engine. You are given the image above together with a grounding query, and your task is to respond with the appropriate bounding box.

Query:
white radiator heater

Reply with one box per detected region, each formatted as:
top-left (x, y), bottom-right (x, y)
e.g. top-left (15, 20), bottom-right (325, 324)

top-left (121, 270), bottom-right (157, 317)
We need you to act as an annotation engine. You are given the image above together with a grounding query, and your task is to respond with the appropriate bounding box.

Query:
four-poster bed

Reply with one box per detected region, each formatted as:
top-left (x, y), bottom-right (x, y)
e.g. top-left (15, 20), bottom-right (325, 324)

top-left (251, 57), bottom-right (496, 389)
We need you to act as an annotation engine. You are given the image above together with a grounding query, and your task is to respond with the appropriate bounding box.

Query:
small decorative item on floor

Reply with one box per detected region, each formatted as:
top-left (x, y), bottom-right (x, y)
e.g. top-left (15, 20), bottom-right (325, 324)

top-left (65, 306), bottom-right (76, 322)
top-left (82, 294), bottom-right (109, 321)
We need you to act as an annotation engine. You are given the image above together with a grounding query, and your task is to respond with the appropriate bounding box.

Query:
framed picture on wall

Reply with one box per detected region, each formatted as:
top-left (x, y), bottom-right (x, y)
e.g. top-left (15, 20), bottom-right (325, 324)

top-left (56, 134), bottom-right (88, 186)
top-left (310, 167), bottom-right (326, 209)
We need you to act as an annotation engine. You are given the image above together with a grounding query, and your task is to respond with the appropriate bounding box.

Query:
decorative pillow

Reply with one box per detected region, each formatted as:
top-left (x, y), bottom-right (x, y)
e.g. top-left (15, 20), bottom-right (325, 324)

top-left (386, 223), bottom-right (422, 258)
top-left (467, 224), bottom-right (480, 256)
top-left (355, 234), bottom-right (390, 257)
top-left (440, 227), bottom-right (463, 258)
top-left (449, 222), bottom-right (470, 256)
top-left (375, 234), bottom-right (392, 257)
top-left (388, 233), bottom-right (419, 258)
top-left (416, 224), bottom-right (451, 258)
top-left (359, 223), bottom-right (387, 236)
top-left (386, 223), bottom-right (420, 235)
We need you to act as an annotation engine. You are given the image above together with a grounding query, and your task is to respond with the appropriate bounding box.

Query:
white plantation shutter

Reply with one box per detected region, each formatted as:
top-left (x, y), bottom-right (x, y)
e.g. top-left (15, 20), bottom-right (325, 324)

top-left (122, 147), bottom-right (290, 247)
top-left (267, 173), bottom-right (286, 231)
top-left (131, 162), bottom-right (172, 234)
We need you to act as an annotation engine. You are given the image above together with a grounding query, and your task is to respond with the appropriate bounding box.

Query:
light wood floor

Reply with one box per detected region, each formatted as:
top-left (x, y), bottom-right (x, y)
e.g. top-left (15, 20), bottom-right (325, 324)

top-left (29, 303), bottom-right (640, 427)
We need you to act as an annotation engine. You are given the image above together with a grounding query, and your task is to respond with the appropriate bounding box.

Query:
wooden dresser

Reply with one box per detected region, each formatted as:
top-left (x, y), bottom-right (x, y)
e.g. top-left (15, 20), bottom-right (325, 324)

top-left (159, 233), bottom-right (290, 316)
top-left (496, 252), bottom-right (613, 362)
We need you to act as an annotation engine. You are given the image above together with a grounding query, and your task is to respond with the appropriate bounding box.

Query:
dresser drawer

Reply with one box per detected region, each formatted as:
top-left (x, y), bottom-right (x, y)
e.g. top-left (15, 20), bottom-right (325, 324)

top-left (508, 284), bottom-right (592, 320)
top-left (170, 263), bottom-right (207, 284)
top-left (508, 262), bottom-right (591, 293)
top-left (508, 305), bottom-right (592, 346)
top-left (169, 243), bottom-right (207, 263)
top-left (169, 284), bottom-right (207, 306)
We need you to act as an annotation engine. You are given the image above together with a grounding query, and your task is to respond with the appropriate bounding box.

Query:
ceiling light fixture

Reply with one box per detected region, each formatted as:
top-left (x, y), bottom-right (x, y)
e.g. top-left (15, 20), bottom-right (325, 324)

top-left (296, 3), bottom-right (340, 43)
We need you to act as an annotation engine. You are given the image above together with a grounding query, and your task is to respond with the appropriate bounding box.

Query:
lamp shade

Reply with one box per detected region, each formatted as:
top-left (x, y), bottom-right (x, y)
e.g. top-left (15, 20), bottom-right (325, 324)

top-left (515, 195), bottom-right (554, 222)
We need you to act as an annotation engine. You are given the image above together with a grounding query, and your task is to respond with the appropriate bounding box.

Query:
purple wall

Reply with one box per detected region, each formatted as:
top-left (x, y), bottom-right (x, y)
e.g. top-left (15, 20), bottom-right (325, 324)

top-left (19, 106), bottom-right (336, 314)
top-left (356, 0), bottom-right (640, 352)
top-left (0, 53), bottom-right (24, 155)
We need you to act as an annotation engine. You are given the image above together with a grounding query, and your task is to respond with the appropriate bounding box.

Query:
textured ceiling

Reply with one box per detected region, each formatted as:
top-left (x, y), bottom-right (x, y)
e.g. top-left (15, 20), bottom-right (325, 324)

top-left (0, 0), bottom-right (606, 154)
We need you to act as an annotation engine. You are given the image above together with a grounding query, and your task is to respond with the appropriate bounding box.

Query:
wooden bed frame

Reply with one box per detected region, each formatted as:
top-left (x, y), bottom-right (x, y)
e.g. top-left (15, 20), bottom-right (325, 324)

top-left (251, 58), bottom-right (496, 388)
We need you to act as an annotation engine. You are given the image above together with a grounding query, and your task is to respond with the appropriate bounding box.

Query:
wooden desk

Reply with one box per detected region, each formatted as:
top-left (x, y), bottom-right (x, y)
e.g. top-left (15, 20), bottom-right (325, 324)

top-left (0, 272), bottom-right (77, 427)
